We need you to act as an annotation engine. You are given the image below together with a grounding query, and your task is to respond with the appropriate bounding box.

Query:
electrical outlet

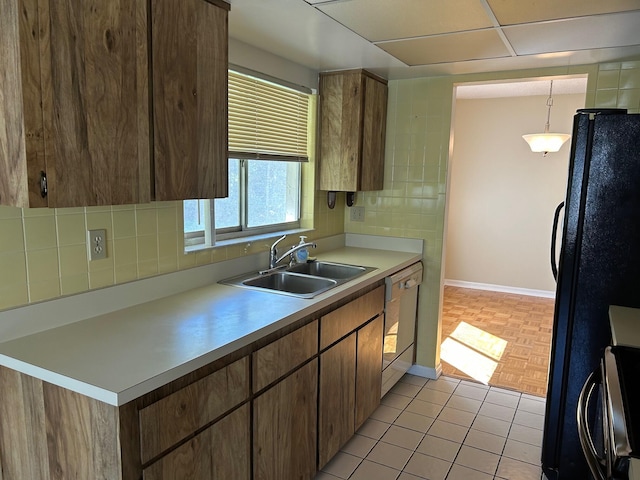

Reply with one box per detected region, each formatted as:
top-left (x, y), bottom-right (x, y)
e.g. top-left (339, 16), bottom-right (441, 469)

top-left (350, 206), bottom-right (365, 222)
top-left (88, 229), bottom-right (107, 261)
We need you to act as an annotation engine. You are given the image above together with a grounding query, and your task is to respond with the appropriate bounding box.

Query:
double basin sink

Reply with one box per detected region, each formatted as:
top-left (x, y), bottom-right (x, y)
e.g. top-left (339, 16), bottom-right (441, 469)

top-left (221, 261), bottom-right (376, 298)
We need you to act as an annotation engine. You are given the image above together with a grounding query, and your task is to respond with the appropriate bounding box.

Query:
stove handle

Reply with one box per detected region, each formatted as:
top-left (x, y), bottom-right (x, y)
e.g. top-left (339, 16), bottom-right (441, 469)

top-left (577, 368), bottom-right (607, 480)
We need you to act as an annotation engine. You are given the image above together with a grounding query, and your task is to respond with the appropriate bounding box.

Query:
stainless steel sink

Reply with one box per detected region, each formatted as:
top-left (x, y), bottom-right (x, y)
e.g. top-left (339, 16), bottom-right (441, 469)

top-left (220, 261), bottom-right (376, 298)
top-left (242, 271), bottom-right (336, 298)
top-left (286, 261), bottom-right (369, 280)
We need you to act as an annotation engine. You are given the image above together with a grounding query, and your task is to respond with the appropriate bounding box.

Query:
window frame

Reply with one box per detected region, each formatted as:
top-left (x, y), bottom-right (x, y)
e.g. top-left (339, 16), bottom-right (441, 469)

top-left (183, 67), bottom-right (311, 250)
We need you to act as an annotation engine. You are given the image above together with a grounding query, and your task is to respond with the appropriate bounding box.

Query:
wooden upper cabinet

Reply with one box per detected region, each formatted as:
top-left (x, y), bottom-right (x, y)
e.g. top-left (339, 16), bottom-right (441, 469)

top-left (0, 0), bottom-right (229, 208)
top-left (151, 0), bottom-right (228, 201)
top-left (1, 0), bottom-right (151, 207)
top-left (318, 69), bottom-right (388, 193)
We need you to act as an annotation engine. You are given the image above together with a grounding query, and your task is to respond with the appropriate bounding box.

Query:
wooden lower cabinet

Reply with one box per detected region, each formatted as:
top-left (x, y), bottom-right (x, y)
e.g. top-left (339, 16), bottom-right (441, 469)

top-left (253, 360), bottom-right (318, 480)
top-left (318, 286), bottom-right (385, 470)
top-left (318, 333), bottom-right (356, 468)
top-left (0, 286), bottom-right (387, 480)
top-left (355, 315), bottom-right (384, 430)
top-left (143, 404), bottom-right (250, 480)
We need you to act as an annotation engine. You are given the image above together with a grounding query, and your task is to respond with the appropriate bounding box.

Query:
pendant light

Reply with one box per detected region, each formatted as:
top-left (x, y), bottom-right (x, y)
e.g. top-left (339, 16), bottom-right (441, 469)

top-left (522, 80), bottom-right (571, 156)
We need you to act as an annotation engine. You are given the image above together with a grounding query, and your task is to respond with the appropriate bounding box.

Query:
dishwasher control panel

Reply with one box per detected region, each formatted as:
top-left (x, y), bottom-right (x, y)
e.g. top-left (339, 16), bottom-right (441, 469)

top-left (385, 261), bottom-right (423, 302)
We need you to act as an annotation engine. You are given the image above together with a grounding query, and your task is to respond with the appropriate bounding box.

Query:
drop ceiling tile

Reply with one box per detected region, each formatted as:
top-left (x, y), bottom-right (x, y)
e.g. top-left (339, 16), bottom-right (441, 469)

top-left (503, 11), bottom-right (640, 56)
top-left (487, 0), bottom-right (640, 25)
top-left (317, 0), bottom-right (494, 42)
top-left (377, 29), bottom-right (511, 66)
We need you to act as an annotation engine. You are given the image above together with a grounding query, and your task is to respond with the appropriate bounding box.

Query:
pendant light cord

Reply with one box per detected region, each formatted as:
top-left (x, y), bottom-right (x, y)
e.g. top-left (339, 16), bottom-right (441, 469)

top-left (544, 80), bottom-right (554, 134)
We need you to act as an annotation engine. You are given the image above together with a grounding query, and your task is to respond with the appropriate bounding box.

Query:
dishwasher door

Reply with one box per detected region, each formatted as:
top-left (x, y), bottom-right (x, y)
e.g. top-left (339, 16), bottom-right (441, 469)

top-left (381, 262), bottom-right (423, 397)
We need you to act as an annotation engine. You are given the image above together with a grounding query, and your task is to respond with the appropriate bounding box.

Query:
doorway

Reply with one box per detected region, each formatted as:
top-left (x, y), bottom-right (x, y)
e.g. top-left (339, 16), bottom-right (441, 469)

top-left (439, 76), bottom-right (587, 397)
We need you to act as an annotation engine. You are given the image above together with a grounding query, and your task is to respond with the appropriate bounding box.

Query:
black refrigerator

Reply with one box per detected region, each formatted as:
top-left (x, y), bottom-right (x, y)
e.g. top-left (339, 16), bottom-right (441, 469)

top-left (542, 109), bottom-right (640, 479)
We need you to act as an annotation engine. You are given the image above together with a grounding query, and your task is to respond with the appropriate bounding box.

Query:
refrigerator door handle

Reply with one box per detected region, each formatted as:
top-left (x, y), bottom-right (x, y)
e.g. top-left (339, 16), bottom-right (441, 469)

top-left (551, 201), bottom-right (564, 282)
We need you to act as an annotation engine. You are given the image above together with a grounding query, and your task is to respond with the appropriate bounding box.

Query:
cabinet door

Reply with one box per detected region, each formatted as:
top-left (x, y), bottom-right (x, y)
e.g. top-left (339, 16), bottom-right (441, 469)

top-left (42, 0), bottom-right (151, 207)
top-left (254, 360), bottom-right (318, 480)
top-left (360, 75), bottom-right (387, 191)
top-left (318, 71), bottom-right (363, 192)
top-left (318, 333), bottom-right (356, 469)
top-left (1, 0), bottom-right (38, 207)
top-left (355, 315), bottom-right (384, 430)
top-left (143, 403), bottom-right (250, 480)
top-left (151, 0), bottom-right (228, 200)
top-left (139, 356), bottom-right (249, 464)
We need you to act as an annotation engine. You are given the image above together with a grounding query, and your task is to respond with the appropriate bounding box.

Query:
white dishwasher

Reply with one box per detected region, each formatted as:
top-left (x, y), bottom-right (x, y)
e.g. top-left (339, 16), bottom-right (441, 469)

top-left (381, 261), bottom-right (423, 397)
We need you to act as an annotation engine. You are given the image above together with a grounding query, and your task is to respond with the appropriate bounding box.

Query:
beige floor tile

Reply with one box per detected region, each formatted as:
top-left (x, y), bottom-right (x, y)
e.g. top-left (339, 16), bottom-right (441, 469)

top-left (427, 419), bottom-right (469, 443)
top-left (454, 445), bottom-right (500, 475)
top-left (485, 390), bottom-right (520, 408)
top-left (423, 378), bottom-right (459, 394)
top-left (496, 456), bottom-right (544, 480)
top-left (341, 434), bottom-right (378, 458)
top-left (437, 406), bottom-right (476, 428)
top-left (406, 398), bottom-right (444, 418)
top-left (446, 464), bottom-right (493, 480)
top-left (349, 460), bottom-right (400, 480)
top-left (366, 442), bottom-right (412, 470)
top-left (478, 402), bottom-right (516, 422)
top-left (401, 374), bottom-right (428, 387)
top-left (394, 411), bottom-right (435, 433)
top-left (518, 397), bottom-right (546, 415)
top-left (508, 423), bottom-right (543, 447)
top-left (416, 434), bottom-right (460, 462)
top-left (391, 382), bottom-right (422, 398)
top-left (471, 414), bottom-right (512, 437)
top-left (371, 404), bottom-right (403, 423)
top-left (382, 392), bottom-right (413, 410)
top-left (463, 429), bottom-right (506, 455)
top-left (502, 439), bottom-right (542, 465)
top-left (321, 452), bottom-right (361, 479)
top-left (416, 387), bottom-right (452, 405)
top-left (513, 410), bottom-right (544, 430)
top-left (453, 384), bottom-right (488, 401)
top-left (357, 418), bottom-right (391, 440)
top-left (403, 452), bottom-right (451, 480)
top-left (445, 394), bottom-right (482, 414)
top-left (380, 425), bottom-right (425, 451)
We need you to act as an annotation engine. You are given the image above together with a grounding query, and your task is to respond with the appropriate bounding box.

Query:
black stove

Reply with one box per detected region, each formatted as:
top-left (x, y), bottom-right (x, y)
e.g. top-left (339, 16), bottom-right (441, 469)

top-left (608, 345), bottom-right (640, 459)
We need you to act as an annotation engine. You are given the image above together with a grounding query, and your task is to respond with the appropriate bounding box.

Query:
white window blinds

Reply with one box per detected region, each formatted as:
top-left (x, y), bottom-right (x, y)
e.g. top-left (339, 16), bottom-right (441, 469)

top-left (228, 70), bottom-right (309, 162)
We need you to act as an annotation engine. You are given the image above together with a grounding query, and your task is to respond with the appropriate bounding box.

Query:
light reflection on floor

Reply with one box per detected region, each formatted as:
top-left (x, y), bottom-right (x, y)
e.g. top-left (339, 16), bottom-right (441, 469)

top-left (440, 321), bottom-right (508, 385)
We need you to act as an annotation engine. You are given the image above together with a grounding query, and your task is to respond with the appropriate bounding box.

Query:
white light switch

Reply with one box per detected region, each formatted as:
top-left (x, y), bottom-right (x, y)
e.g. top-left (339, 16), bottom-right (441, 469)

top-left (88, 229), bottom-right (107, 261)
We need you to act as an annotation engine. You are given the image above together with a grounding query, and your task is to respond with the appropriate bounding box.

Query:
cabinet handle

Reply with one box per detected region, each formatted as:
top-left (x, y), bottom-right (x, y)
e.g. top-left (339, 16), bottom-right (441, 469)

top-left (40, 171), bottom-right (48, 198)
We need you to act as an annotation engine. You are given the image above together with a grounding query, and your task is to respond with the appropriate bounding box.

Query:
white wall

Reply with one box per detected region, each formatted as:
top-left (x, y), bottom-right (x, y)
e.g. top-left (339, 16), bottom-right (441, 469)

top-left (229, 37), bottom-right (319, 91)
top-left (445, 92), bottom-right (585, 293)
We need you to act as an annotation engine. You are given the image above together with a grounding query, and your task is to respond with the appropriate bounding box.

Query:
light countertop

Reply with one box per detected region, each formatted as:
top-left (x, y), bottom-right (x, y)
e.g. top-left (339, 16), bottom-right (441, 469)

top-left (609, 305), bottom-right (640, 348)
top-left (0, 246), bottom-right (420, 406)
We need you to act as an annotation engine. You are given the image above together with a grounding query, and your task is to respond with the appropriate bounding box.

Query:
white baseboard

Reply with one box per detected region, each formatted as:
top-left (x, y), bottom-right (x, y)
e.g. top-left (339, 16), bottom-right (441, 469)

top-left (444, 279), bottom-right (555, 299)
top-left (408, 363), bottom-right (442, 380)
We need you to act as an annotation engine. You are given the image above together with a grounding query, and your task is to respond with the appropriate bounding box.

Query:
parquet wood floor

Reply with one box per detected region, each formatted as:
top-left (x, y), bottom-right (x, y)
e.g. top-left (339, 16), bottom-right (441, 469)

top-left (441, 285), bottom-right (555, 397)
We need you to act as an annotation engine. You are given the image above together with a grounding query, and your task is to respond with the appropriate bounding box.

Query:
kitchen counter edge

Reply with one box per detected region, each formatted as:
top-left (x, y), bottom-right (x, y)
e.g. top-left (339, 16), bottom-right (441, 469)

top-left (0, 247), bottom-right (421, 406)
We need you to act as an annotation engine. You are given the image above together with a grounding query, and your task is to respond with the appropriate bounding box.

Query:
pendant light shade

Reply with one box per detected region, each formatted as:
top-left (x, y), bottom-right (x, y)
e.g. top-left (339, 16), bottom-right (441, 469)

top-left (522, 133), bottom-right (571, 153)
top-left (522, 80), bottom-right (571, 156)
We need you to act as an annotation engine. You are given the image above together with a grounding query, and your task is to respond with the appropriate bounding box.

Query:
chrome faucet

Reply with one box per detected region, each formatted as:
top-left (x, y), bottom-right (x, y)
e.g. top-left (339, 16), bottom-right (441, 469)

top-left (268, 234), bottom-right (316, 269)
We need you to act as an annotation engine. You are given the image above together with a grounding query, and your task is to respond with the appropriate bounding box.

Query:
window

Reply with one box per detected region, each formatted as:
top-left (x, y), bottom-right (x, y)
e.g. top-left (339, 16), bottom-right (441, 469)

top-left (184, 70), bottom-right (310, 248)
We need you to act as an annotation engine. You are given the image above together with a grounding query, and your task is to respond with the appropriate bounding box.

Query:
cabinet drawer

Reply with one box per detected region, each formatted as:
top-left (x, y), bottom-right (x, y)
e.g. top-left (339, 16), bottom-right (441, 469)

top-left (253, 320), bottom-right (318, 392)
top-left (139, 356), bottom-right (249, 463)
top-left (320, 286), bottom-right (384, 350)
top-left (143, 403), bottom-right (250, 480)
